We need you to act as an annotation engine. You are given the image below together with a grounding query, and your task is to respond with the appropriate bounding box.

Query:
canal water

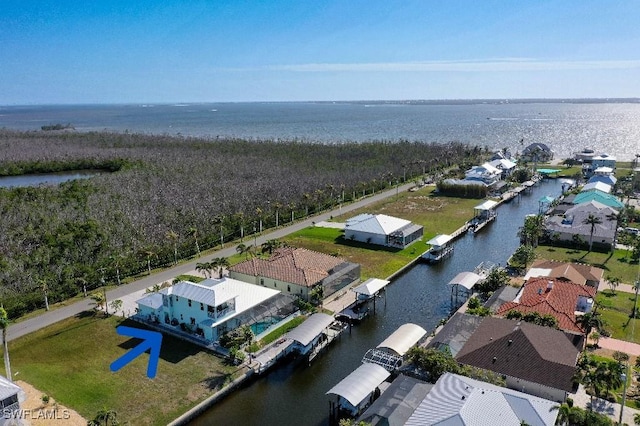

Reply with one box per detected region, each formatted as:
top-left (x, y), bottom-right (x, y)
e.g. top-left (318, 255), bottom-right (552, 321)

top-left (193, 179), bottom-right (564, 426)
top-left (0, 170), bottom-right (100, 188)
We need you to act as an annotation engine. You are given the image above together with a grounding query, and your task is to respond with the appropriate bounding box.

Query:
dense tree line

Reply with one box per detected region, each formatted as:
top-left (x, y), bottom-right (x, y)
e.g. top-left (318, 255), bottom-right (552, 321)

top-left (0, 130), bottom-right (482, 318)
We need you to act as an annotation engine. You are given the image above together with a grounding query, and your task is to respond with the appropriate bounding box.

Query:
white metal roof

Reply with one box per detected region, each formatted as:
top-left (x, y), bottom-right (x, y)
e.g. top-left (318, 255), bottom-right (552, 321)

top-left (352, 278), bottom-right (391, 297)
top-left (327, 363), bottom-right (391, 407)
top-left (594, 166), bottom-right (614, 173)
top-left (345, 213), bottom-right (411, 235)
top-left (474, 200), bottom-right (499, 210)
top-left (405, 373), bottom-right (558, 426)
top-left (0, 374), bottom-right (21, 401)
top-left (523, 268), bottom-right (553, 281)
top-left (448, 272), bottom-right (482, 290)
top-left (426, 234), bottom-right (453, 247)
top-left (376, 323), bottom-right (427, 356)
top-left (286, 313), bottom-right (334, 346)
top-left (582, 181), bottom-right (612, 193)
top-left (137, 293), bottom-right (163, 309)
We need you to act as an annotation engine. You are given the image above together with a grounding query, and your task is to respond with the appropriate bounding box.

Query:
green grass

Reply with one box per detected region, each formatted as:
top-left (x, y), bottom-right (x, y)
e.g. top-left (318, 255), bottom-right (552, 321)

top-left (595, 291), bottom-right (640, 344)
top-left (535, 246), bottom-right (640, 285)
top-left (285, 187), bottom-right (479, 279)
top-left (2, 313), bottom-right (238, 425)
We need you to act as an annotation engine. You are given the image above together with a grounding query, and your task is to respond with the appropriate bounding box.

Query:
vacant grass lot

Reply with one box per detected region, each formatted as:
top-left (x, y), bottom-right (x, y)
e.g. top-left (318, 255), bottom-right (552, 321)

top-left (535, 245), bottom-right (639, 285)
top-left (284, 187), bottom-right (481, 279)
top-left (1, 313), bottom-right (238, 425)
top-left (595, 290), bottom-right (640, 344)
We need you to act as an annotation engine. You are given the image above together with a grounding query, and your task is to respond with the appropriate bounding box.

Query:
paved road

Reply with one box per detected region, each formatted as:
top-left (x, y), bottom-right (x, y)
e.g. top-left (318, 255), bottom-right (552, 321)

top-left (7, 182), bottom-right (416, 342)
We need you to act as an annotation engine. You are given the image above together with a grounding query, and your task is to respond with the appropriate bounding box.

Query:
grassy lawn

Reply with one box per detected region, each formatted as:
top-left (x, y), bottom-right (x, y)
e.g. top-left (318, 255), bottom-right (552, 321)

top-left (1, 313), bottom-right (238, 425)
top-left (595, 291), bottom-right (640, 344)
top-left (285, 187), bottom-right (480, 279)
top-left (535, 245), bottom-right (640, 285)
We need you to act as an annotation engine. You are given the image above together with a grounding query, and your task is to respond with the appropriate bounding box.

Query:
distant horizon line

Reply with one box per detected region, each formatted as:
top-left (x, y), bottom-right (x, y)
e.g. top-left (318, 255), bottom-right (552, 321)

top-left (2, 97), bottom-right (640, 108)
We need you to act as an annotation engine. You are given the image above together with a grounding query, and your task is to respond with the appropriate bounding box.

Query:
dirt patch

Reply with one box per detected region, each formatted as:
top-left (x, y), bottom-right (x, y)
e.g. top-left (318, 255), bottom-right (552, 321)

top-left (14, 380), bottom-right (86, 426)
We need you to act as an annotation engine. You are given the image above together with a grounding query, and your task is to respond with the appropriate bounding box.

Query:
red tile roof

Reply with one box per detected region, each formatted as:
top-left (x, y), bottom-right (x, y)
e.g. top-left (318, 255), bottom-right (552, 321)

top-left (229, 247), bottom-right (345, 288)
top-left (495, 277), bottom-right (597, 334)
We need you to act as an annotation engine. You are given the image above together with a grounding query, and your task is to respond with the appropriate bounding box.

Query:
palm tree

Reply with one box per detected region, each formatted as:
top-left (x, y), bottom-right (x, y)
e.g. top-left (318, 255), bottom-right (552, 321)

top-left (214, 257), bottom-right (229, 278)
top-left (606, 211), bottom-right (621, 253)
top-left (165, 229), bottom-right (179, 265)
top-left (634, 412), bottom-right (640, 425)
top-left (189, 226), bottom-right (200, 258)
top-left (40, 279), bottom-right (50, 311)
top-left (195, 261), bottom-right (212, 278)
top-left (274, 202), bottom-right (282, 227)
top-left (261, 239), bottom-right (282, 255)
top-left (0, 307), bottom-right (12, 381)
top-left (519, 214), bottom-right (545, 247)
top-left (236, 243), bottom-right (254, 260)
top-left (143, 248), bottom-right (156, 275)
top-left (582, 213), bottom-right (603, 252)
top-left (90, 408), bottom-right (118, 426)
top-left (551, 401), bottom-right (572, 426)
top-left (576, 311), bottom-right (603, 337)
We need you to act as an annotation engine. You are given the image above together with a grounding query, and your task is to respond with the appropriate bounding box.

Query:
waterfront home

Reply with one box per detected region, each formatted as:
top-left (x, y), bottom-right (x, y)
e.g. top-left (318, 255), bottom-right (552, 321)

top-left (521, 142), bottom-right (554, 162)
top-left (404, 373), bottom-right (559, 426)
top-left (524, 259), bottom-right (604, 288)
top-left (135, 277), bottom-right (295, 344)
top-left (574, 147), bottom-right (596, 163)
top-left (592, 153), bottom-right (617, 170)
top-left (581, 181), bottom-right (612, 194)
top-left (545, 200), bottom-right (620, 249)
top-left (495, 277), bottom-right (597, 334)
top-left (455, 317), bottom-right (581, 402)
top-left (229, 247), bottom-right (360, 301)
top-left (464, 162), bottom-right (502, 185)
top-left (327, 363), bottom-right (391, 417)
top-left (488, 158), bottom-right (517, 179)
top-left (425, 312), bottom-right (484, 356)
top-left (587, 173), bottom-right (618, 188)
top-left (0, 374), bottom-right (22, 426)
top-left (572, 190), bottom-right (624, 209)
top-left (343, 213), bottom-right (423, 249)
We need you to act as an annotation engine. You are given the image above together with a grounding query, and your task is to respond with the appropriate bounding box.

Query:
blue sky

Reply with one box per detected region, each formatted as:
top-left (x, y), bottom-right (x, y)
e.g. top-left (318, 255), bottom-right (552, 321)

top-left (2, 1), bottom-right (640, 104)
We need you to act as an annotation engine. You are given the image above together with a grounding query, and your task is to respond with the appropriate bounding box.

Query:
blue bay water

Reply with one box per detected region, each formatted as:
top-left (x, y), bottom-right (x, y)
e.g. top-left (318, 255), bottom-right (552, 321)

top-left (1, 101), bottom-right (639, 160)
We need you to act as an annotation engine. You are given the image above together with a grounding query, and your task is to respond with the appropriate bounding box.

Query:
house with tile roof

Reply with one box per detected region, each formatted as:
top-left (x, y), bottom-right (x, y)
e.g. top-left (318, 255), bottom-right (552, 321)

top-left (404, 373), bottom-right (559, 426)
top-left (544, 200), bottom-right (620, 249)
top-left (495, 276), bottom-right (597, 334)
top-left (135, 277), bottom-right (295, 344)
top-left (344, 213), bottom-right (423, 249)
top-left (455, 317), bottom-right (581, 402)
top-left (524, 259), bottom-right (604, 288)
top-left (229, 247), bottom-right (360, 301)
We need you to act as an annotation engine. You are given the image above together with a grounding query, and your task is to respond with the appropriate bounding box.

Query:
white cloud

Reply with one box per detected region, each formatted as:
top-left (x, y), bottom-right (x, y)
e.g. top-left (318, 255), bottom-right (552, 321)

top-left (238, 58), bottom-right (640, 73)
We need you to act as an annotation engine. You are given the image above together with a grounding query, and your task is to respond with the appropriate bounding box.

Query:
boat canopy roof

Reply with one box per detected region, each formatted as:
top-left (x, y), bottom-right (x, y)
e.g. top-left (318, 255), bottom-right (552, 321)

top-left (286, 313), bottom-right (334, 347)
top-left (474, 200), bottom-right (499, 211)
top-left (326, 363), bottom-right (390, 407)
top-left (352, 278), bottom-right (390, 297)
top-left (377, 323), bottom-right (427, 356)
top-left (426, 234), bottom-right (453, 247)
top-left (448, 272), bottom-right (483, 290)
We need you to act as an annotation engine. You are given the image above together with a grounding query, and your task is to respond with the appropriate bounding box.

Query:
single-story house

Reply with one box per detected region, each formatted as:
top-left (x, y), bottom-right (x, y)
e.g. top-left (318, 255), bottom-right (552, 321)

top-left (524, 259), bottom-right (604, 288)
top-left (229, 247), bottom-right (361, 300)
top-left (545, 201), bottom-right (619, 249)
top-left (455, 317), bottom-right (581, 402)
top-left (581, 181), bottom-right (612, 194)
top-left (521, 143), bottom-right (554, 162)
top-left (136, 277), bottom-right (294, 343)
top-left (404, 373), bottom-right (559, 426)
top-left (0, 374), bottom-right (23, 425)
top-left (344, 213), bottom-right (423, 249)
top-left (495, 276), bottom-right (597, 334)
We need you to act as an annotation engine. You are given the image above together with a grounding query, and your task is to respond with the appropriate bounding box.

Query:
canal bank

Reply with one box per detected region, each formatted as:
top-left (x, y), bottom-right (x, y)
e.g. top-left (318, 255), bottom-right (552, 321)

top-left (190, 178), bottom-right (564, 426)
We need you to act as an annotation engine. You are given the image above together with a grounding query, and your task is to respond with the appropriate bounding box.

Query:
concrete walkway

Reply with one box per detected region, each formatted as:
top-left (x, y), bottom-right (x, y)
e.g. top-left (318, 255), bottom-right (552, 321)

top-left (571, 384), bottom-right (640, 425)
top-left (598, 337), bottom-right (640, 357)
top-left (7, 181), bottom-right (416, 342)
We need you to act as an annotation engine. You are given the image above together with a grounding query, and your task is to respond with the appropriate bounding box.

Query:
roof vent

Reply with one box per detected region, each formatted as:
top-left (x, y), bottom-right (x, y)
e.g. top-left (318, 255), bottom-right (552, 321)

top-left (547, 281), bottom-right (554, 291)
top-left (461, 395), bottom-right (465, 400)
top-left (492, 356), bottom-right (497, 363)
top-left (508, 339), bottom-right (513, 346)
top-left (537, 288), bottom-right (543, 295)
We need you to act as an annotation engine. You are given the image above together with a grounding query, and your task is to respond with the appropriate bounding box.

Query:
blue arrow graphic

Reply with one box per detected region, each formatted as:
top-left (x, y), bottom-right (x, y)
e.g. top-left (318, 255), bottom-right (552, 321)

top-left (110, 326), bottom-right (163, 379)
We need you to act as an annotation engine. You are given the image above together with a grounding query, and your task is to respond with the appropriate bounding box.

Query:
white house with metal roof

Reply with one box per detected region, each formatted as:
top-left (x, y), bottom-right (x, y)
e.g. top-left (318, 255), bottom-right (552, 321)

top-left (0, 374), bottom-right (23, 425)
top-left (405, 373), bottom-right (558, 426)
top-left (344, 213), bottom-right (423, 248)
top-left (135, 277), bottom-right (285, 343)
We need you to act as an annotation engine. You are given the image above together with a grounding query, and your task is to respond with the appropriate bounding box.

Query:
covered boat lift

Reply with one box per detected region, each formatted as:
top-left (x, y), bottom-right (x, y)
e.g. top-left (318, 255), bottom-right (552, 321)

top-left (448, 271), bottom-right (483, 309)
top-left (327, 362), bottom-right (391, 418)
top-left (421, 234), bottom-right (454, 263)
top-left (469, 200), bottom-right (498, 233)
top-left (339, 278), bottom-right (390, 322)
top-left (362, 323), bottom-right (427, 371)
top-left (286, 313), bottom-right (340, 361)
